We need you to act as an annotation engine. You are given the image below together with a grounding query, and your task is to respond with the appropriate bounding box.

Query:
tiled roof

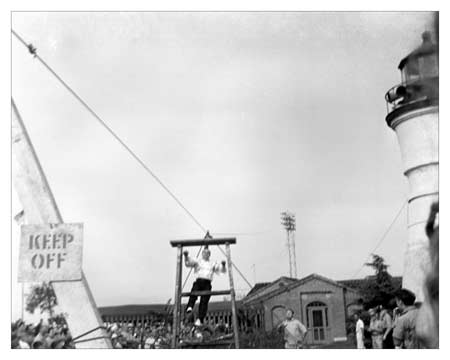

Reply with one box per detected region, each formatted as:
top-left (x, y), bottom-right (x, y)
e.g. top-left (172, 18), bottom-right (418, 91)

top-left (244, 276), bottom-right (299, 299)
top-left (243, 273), bottom-right (403, 305)
top-left (243, 273), bottom-right (349, 304)
top-left (245, 282), bottom-right (271, 297)
top-left (338, 276), bottom-right (403, 291)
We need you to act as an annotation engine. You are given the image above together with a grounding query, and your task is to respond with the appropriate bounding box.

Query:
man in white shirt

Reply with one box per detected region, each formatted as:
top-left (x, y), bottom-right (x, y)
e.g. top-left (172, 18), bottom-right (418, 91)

top-left (278, 309), bottom-right (307, 349)
top-left (184, 246), bottom-right (226, 325)
top-left (354, 312), bottom-right (365, 349)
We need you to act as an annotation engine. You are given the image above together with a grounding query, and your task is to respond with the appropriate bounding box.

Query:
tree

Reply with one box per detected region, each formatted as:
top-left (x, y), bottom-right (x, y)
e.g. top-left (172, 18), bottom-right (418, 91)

top-left (361, 254), bottom-right (399, 308)
top-left (26, 282), bottom-right (58, 317)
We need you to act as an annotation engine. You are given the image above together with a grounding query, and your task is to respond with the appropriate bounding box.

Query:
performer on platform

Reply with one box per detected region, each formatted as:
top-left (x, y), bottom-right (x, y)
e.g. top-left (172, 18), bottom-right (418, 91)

top-left (184, 245), bottom-right (226, 326)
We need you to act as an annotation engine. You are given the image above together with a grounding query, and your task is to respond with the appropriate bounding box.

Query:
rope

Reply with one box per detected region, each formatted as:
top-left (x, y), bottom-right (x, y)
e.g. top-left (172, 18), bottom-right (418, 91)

top-left (72, 326), bottom-right (107, 341)
top-left (217, 245), bottom-right (253, 288)
top-left (73, 336), bottom-right (111, 344)
top-left (12, 29), bottom-right (254, 290)
top-left (212, 231), bottom-right (275, 236)
top-left (12, 29), bottom-right (207, 234)
top-left (351, 200), bottom-right (408, 278)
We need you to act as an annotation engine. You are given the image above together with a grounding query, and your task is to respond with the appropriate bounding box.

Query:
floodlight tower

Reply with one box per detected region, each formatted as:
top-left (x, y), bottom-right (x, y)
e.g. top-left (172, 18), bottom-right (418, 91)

top-left (281, 211), bottom-right (297, 278)
top-left (384, 31), bottom-right (438, 301)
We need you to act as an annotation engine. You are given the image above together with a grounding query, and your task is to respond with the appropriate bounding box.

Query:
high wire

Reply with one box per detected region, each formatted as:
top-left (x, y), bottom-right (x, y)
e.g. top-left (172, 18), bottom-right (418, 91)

top-left (12, 29), bottom-right (206, 233)
top-left (12, 29), bottom-right (254, 289)
top-left (351, 200), bottom-right (408, 279)
top-left (212, 230), bottom-right (276, 236)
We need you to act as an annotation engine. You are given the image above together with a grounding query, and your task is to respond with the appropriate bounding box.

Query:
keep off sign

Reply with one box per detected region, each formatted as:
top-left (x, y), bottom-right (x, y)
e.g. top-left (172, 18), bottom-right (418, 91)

top-left (18, 223), bottom-right (83, 282)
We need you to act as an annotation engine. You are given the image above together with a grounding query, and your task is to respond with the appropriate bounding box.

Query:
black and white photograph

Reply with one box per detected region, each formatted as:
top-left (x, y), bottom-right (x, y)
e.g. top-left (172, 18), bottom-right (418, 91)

top-left (7, 8), bottom-right (440, 352)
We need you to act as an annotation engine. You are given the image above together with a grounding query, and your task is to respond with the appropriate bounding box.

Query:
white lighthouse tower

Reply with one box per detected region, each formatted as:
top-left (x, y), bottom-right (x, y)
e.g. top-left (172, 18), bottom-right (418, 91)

top-left (384, 32), bottom-right (438, 301)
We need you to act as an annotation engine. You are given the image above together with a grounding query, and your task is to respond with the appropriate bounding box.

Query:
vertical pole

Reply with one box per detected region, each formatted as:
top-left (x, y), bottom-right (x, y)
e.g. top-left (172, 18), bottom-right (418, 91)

top-left (11, 99), bottom-right (111, 348)
top-left (291, 231), bottom-right (297, 278)
top-left (21, 283), bottom-right (25, 319)
top-left (225, 243), bottom-right (239, 349)
top-left (172, 245), bottom-right (183, 349)
top-left (287, 231), bottom-right (292, 277)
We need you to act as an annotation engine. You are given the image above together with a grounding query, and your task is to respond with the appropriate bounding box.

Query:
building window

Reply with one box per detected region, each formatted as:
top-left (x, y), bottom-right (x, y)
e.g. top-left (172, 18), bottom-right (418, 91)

top-left (271, 305), bottom-right (286, 328)
top-left (402, 58), bottom-right (420, 83)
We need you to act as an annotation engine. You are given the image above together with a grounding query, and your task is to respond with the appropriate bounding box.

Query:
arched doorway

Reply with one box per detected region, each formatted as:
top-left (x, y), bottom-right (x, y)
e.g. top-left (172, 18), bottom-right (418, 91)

top-left (271, 305), bottom-right (286, 329)
top-left (306, 301), bottom-right (329, 344)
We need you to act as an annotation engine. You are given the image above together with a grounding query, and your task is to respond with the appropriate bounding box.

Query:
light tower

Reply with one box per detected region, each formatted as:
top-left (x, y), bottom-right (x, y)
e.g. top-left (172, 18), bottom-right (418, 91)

top-left (384, 31), bottom-right (438, 301)
top-left (281, 211), bottom-right (297, 278)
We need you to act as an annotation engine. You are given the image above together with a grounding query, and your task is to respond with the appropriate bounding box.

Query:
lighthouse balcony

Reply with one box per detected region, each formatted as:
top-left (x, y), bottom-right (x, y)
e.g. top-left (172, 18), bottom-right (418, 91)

top-left (385, 76), bottom-right (438, 119)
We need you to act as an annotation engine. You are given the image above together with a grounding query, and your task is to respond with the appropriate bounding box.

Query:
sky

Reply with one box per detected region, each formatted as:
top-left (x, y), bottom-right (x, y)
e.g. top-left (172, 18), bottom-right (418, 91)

top-left (11, 12), bottom-right (436, 317)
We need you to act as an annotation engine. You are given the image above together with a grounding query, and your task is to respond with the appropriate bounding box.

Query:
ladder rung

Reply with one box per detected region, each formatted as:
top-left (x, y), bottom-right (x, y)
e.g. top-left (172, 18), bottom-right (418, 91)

top-left (180, 339), bottom-right (235, 347)
top-left (170, 238), bottom-right (236, 247)
top-left (181, 290), bottom-right (231, 297)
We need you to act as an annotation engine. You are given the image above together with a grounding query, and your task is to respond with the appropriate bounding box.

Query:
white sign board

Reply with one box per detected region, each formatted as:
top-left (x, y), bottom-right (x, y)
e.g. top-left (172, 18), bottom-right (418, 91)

top-left (18, 223), bottom-right (83, 282)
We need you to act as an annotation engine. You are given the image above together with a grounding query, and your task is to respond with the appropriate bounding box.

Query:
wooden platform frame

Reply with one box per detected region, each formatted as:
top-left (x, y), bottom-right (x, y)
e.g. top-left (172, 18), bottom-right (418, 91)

top-left (170, 238), bottom-right (239, 349)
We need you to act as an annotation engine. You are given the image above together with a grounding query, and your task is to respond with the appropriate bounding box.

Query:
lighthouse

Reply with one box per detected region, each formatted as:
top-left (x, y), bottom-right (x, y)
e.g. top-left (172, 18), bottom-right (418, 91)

top-left (384, 31), bottom-right (438, 302)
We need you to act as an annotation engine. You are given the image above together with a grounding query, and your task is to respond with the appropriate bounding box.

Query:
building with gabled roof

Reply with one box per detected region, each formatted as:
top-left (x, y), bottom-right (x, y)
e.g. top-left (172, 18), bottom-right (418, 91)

top-left (242, 273), bottom-right (365, 345)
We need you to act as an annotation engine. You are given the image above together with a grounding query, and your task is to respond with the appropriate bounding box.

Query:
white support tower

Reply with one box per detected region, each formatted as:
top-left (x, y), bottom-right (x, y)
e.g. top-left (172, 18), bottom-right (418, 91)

top-left (384, 31), bottom-right (438, 301)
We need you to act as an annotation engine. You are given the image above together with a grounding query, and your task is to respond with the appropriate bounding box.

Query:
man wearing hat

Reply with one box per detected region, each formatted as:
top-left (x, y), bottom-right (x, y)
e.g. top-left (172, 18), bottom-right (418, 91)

top-left (183, 245), bottom-right (227, 326)
top-left (393, 289), bottom-right (420, 349)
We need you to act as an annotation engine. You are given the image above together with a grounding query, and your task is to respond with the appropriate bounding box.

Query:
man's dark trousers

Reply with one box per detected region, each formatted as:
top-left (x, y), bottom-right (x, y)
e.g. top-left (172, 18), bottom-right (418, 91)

top-left (187, 278), bottom-right (212, 322)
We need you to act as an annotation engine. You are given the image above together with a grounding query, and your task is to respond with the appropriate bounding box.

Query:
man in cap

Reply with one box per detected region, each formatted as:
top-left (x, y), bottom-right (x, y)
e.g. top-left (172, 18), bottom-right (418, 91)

top-left (393, 289), bottom-right (420, 349)
top-left (183, 244), bottom-right (227, 326)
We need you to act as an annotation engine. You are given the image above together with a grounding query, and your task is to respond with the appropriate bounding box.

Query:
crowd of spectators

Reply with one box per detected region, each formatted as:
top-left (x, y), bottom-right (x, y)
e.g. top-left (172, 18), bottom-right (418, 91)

top-left (12, 317), bottom-right (235, 349)
top-left (106, 319), bottom-right (233, 348)
top-left (106, 321), bottom-right (172, 349)
top-left (11, 318), bottom-right (74, 349)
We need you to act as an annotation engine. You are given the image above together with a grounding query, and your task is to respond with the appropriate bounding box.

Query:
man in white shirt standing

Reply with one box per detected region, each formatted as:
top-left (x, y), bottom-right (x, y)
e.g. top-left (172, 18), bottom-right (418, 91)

top-left (183, 246), bottom-right (226, 325)
top-left (354, 312), bottom-right (365, 349)
top-left (278, 308), bottom-right (307, 349)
